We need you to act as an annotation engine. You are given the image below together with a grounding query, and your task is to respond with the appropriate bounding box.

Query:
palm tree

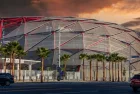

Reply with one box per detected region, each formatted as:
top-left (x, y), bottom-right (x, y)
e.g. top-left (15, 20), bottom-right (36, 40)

top-left (116, 56), bottom-right (121, 82)
top-left (17, 46), bottom-right (26, 81)
top-left (106, 55), bottom-right (111, 81)
top-left (7, 41), bottom-right (20, 75)
top-left (0, 45), bottom-right (9, 73)
top-left (36, 47), bottom-right (50, 83)
top-left (60, 54), bottom-right (70, 78)
top-left (79, 54), bottom-right (87, 81)
top-left (110, 53), bottom-right (118, 82)
top-left (115, 60), bottom-right (117, 81)
top-left (101, 54), bottom-right (106, 81)
top-left (86, 54), bottom-right (96, 81)
top-left (94, 54), bottom-right (102, 81)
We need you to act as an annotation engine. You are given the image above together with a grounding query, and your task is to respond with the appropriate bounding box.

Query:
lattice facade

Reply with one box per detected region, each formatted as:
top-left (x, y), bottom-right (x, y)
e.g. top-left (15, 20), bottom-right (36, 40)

top-left (0, 17), bottom-right (140, 69)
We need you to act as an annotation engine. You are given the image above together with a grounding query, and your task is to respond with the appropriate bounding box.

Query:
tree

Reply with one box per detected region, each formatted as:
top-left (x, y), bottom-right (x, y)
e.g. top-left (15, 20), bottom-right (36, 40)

top-left (100, 54), bottom-right (106, 81)
top-left (94, 54), bottom-right (102, 81)
top-left (36, 47), bottom-right (50, 83)
top-left (17, 46), bottom-right (26, 81)
top-left (0, 45), bottom-right (9, 73)
top-left (106, 55), bottom-right (111, 81)
top-left (86, 54), bottom-right (96, 81)
top-left (60, 54), bottom-right (70, 78)
top-left (6, 41), bottom-right (20, 75)
top-left (116, 56), bottom-right (122, 82)
top-left (110, 53), bottom-right (118, 82)
top-left (79, 54), bottom-right (87, 81)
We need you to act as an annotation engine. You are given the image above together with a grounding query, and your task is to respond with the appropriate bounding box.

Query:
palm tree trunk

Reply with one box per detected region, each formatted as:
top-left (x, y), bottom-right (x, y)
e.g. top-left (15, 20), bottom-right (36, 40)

top-left (10, 54), bottom-right (12, 74)
top-left (83, 59), bottom-right (85, 81)
top-left (121, 62), bottom-right (123, 81)
top-left (19, 57), bottom-right (21, 81)
top-left (4, 56), bottom-right (6, 73)
top-left (12, 53), bottom-right (15, 76)
top-left (109, 62), bottom-right (111, 81)
top-left (96, 61), bottom-right (98, 81)
top-left (90, 60), bottom-right (92, 81)
top-left (112, 62), bottom-right (114, 82)
top-left (103, 61), bottom-right (105, 81)
top-left (41, 57), bottom-right (44, 83)
top-left (118, 62), bottom-right (120, 82)
top-left (115, 62), bottom-right (117, 81)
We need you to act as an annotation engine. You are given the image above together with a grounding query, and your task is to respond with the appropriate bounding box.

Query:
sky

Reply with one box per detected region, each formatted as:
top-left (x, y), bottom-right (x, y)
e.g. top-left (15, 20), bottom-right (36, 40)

top-left (0, 0), bottom-right (140, 31)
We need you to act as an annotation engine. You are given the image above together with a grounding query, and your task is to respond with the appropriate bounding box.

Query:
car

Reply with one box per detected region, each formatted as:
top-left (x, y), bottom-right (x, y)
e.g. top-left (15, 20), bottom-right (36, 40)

top-left (130, 74), bottom-right (140, 92)
top-left (0, 73), bottom-right (14, 86)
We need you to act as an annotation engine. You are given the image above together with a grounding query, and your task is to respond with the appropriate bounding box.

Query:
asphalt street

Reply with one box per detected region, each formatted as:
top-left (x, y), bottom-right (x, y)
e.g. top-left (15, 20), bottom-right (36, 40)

top-left (0, 82), bottom-right (139, 94)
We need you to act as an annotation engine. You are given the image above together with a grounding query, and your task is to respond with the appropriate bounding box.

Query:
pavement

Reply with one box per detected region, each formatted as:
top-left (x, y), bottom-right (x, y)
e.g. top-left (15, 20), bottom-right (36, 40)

top-left (0, 81), bottom-right (139, 94)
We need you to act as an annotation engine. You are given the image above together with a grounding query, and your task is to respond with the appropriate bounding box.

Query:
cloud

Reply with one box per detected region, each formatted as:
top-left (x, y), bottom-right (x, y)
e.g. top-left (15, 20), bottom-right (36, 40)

top-left (113, 0), bottom-right (140, 11)
top-left (31, 0), bottom-right (122, 16)
top-left (121, 17), bottom-right (140, 31)
top-left (0, 0), bottom-right (38, 17)
top-left (122, 20), bottom-right (140, 27)
top-left (0, 0), bottom-right (122, 17)
top-left (0, 0), bottom-right (140, 26)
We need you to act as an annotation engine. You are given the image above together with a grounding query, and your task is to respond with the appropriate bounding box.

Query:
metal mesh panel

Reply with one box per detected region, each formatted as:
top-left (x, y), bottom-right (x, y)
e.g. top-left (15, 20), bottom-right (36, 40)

top-left (85, 34), bottom-right (108, 52)
top-left (109, 38), bottom-right (128, 53)
top-left (85, 26), bottom-right (108, 36)
top-left (24, 33), bottom-right (52, 51)
top-left (111, 32), bottom-right (135, 43)
top-left (54, 32), bottom-right (83, 49)
top-left (52, 20), bottom-right (76, 31)
top-left (131, 40), bottom-right (140, 53)
top-left (4, 24), bottom-right (24, 38)
top-left (128, 31), bottom-right (139, 39)
top-left (79, 21), bottom-right (99, 31)
top-left (109, 24), bottom-right (131, 31)
top-left (61, 22), bottom-right (83, 32)
top-left (105, 26), bottom-right (122, 35)
top-left (25, 21), bottom-right (49, 34)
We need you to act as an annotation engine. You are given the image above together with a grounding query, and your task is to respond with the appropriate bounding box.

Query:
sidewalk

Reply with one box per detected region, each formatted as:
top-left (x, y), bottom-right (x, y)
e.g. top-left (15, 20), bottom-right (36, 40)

top-left (14, 79), bottom-right (84, 83)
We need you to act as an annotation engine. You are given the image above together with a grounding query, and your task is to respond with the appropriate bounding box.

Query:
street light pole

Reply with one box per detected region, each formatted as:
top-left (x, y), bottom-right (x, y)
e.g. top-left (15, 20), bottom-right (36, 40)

top-left (129, 44), bottom-right (131, 81)
top-left (58, 28), bottom-right (61, 67)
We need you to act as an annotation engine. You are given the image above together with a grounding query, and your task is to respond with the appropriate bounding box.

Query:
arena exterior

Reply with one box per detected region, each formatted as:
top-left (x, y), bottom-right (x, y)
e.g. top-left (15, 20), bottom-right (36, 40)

top-left (0, 17), bottom-right (140, 78)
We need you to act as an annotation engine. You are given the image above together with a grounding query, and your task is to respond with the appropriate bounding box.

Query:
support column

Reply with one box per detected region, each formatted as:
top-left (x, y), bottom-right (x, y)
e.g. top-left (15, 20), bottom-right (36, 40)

top-left (2, 62), bottom-right (5, 73)
top-left (29, 64), bottom-right (32, 77)
top-left (17, 64), bottom-right (19, 79)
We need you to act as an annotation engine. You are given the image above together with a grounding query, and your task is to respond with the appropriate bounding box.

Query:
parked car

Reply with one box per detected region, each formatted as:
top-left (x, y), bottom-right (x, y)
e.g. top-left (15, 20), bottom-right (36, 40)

top-left (0, 73), bottom-right (14, 86)
top-left (130, 74), bottom-right (140, 92)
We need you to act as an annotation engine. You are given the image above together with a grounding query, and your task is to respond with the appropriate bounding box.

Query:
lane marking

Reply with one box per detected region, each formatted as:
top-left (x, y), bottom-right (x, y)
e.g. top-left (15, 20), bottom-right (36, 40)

top-left (0, 88), bottom-right (72, 92)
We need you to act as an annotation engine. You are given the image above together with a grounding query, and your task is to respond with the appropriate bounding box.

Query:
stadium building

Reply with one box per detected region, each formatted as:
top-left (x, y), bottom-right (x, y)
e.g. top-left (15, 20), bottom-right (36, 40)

top-left (0, 17), bottom-right (140, 80)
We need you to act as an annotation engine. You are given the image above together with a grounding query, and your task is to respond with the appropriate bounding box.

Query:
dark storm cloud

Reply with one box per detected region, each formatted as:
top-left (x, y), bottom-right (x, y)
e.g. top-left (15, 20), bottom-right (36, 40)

top-left (0, 0), bottom-right (38, 17)
top-left (31, 0), bottom-right (122, 16)
top-left (0, 0), bottom-right (122, 17)
top-left (122, 20), bottom-right (140, 27)
top-left (122, 17), bottom-right (140, 27)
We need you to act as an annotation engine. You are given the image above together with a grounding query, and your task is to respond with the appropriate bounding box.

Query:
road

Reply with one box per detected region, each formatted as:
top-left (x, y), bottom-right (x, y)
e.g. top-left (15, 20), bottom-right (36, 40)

top-left (0, 82), bottom-right (139, 94)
